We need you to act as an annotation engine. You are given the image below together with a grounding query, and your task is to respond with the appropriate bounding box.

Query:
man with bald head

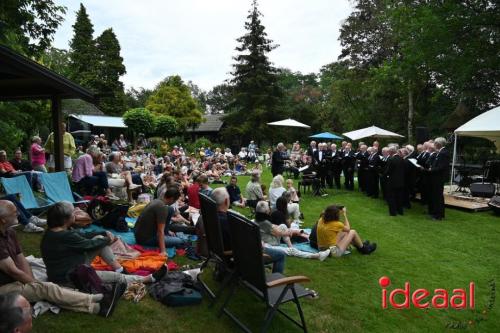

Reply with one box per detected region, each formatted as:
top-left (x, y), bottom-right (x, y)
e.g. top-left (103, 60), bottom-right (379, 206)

top-left (0, 200), bottom-right (124, 317)
top-left (0, 292), bottom-right (32, 332)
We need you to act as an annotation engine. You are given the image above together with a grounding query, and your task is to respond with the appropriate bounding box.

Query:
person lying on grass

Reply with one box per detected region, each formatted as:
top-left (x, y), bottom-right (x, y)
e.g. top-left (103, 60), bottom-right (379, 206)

top-left (255, 201), bottom-right (330, 261)
top-left (316, 205), bottom-right (376, 257)
top-left (41, 201), bottom-right (167, 287)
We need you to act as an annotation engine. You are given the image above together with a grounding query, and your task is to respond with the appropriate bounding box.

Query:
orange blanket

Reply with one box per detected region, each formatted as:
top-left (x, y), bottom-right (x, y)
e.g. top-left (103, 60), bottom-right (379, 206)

top-left (92, 252), bottom-right (167, 274)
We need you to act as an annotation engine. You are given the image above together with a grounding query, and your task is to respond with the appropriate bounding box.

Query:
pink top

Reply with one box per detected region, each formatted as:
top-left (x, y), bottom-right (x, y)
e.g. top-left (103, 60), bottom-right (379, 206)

top-left (31, 143), bottom-right (46, 166)
top-left (72, 154), bottom-right (94, 182)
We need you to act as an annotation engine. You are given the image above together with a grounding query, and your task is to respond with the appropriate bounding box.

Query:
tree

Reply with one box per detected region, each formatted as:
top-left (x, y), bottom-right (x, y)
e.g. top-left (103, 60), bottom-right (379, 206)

top-left (146, 75), bottom-right (203, 132)
top-left (95, 28), bottom-right (127, 115)
top-left (0, 0), bottom-right (66, 57)
top-left (225, 0), bottom-right (283, 143)
top-left (206, 83), bottom-right (234, 113)
top-left (39, 47), bottom-right (71, 77)
top-left (68, 3), bottom-right (98, 90)
top-left (125, 87), bottom-right (153, 109)
top-left (187, 81), bottom-right (208, 114)
top-left (154, 115), bottom-right (178, 140)
top-left (123, 108), bottom-right (155, 145)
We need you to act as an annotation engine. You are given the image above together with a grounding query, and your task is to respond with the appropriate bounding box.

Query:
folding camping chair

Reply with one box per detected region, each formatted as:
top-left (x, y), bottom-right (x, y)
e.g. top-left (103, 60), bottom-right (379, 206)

top-left (1, 175), bottom-right (53, 214)
top-left (40, 172), bottom-right (89, 206)
top-left (198, 192), bottom-right (235, 305)
top-left (221, 212), bottom-right (312, 333)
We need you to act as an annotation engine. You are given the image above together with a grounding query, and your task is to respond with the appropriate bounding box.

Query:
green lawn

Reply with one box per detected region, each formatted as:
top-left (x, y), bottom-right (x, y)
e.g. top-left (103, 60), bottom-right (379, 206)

top-left (17, 168), bottom-right (500, 333)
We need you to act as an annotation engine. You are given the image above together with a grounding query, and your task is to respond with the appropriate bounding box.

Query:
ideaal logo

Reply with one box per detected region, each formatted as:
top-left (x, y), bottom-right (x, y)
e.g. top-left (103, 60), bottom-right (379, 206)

top-left (378, 276), bottom-right (496, 329)
top-left (379, 276), bottom-right (475, 309)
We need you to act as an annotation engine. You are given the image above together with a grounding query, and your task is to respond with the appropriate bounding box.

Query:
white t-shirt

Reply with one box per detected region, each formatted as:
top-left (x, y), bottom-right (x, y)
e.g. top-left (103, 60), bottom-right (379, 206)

top-left (269, 187), bottom-right (286, 210)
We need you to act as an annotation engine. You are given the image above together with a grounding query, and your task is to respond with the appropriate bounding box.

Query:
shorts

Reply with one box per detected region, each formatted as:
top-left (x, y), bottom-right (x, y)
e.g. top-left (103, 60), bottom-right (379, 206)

top-left (47, 155), bottom-right (72, 169)
top-left (329, 245), bottom-right (344, 258)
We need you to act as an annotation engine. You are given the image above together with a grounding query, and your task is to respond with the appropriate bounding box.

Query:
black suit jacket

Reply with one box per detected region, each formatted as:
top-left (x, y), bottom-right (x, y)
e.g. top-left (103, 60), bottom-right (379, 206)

top-left (384, 155), bottom-right (405, 189)
top-left (271, 150), bottom-right (285, 174)
top-left (429, 148), bottom-right (450, 183)
top-left (342, 150), bottom-right (356, 169)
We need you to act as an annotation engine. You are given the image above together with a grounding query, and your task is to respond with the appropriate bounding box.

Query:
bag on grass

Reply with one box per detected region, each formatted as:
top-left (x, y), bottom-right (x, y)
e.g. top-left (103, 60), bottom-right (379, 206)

top-left (95, 204), bottom-right (130, 232)
top-left (69, 264), bottom-right (107, 294)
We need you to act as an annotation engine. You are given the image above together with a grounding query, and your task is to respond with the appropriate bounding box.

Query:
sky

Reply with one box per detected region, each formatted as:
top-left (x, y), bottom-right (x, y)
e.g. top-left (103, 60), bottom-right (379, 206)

top-left (53, 0), bottom-right (353, 91)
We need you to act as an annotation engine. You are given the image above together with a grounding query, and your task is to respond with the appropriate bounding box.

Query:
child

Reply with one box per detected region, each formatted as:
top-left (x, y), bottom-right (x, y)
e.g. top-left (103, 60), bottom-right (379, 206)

top-left (286, 179), bottom-right (300, 203)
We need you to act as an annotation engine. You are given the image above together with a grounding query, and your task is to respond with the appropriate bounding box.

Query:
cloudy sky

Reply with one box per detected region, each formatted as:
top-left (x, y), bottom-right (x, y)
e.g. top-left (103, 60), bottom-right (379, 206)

top-left (53, 0), bottom-right (353, 91)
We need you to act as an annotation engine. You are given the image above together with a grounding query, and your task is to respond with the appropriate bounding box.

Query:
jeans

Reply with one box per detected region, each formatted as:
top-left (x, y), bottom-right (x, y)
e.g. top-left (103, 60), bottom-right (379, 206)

top-left (263, 247), bottom-right (286, 274)
top-left (1, 194), bottom-right (32, 225)
top-left (78, 171), bottom-right (110, 194)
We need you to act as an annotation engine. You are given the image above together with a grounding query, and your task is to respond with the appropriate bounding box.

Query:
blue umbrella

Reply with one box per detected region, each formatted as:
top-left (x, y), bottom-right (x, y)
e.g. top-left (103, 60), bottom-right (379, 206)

top-left (309, 132), bottom-right (343, 140)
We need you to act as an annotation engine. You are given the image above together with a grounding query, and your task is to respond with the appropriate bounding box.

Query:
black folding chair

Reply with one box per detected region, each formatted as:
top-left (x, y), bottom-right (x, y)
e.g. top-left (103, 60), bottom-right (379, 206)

top-left (221, 211), bottom-right (312, 333)
top-left (198, 193), bottom-right (235, 304)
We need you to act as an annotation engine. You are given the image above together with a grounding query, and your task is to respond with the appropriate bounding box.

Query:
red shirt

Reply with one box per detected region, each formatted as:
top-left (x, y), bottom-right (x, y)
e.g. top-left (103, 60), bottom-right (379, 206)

top-left (187, 183), bottom-right (201, 209)
top-left (0, 161), bottom-right (15, 173)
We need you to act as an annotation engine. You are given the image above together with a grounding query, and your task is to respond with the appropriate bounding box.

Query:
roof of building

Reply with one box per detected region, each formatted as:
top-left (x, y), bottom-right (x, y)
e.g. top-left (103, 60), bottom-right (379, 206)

top-left (187, 114), bottom-right (224, 133)
top-left (0, 45), bottom-right (96, 102)
top-left (69, 114), bottom-right (126, 128)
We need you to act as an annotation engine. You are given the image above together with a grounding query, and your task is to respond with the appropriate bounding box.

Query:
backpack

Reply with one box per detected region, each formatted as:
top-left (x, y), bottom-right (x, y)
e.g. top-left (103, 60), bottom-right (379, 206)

top-left (95, 204), bottom-right (130, 232)
top-left (69, 264), bottom-right (107, 294)
top-left (148, 271), bottom-right (203, 307)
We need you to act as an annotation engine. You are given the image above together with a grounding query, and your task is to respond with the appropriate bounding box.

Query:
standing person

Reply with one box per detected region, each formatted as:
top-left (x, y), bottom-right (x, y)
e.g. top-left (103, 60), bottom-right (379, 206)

top-left (383, 146), bottom-right (406, 216)
top-left (271, 143), bottom-right (287, 177)
top-left (379, 147), bottom-right (390, 200)
top-left (355, 144), bottom-right (369, 192)
top-left (329, 143), bottom-right (342, 189)
top-left (366, 147), bottom-right (380, 198)
top-left (30, 136), bottom-right (46, 172)
top-left (342, 143), bottom-right (356, 190)
top-left (313, 143), bottom-right (330, 188)
top-left (45, 122), bottom-right (75, 173)
top-left (422, 137), bottom-right (449, 220)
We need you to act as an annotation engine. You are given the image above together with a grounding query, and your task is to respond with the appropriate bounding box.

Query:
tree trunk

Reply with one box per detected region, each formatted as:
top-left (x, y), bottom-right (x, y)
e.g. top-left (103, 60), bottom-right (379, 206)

top-left (407, 82), bottom-right (414, 143)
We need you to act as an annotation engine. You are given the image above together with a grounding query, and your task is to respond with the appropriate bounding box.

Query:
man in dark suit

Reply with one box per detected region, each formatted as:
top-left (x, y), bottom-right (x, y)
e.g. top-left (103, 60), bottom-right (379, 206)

top-left (306, 141), bottom-right (317, 164)
top-left (330, 143), bottom-right (342, 189)
top-left (342, 143), bottom-right (356, 190)
top-left (366, 147), bottom-right (380, 198)
top-left (422, 142), bottom-right (437, 213)
top-left (401, 147), bottom-right (417, 209)
top-left (422, 137), bottom-right (450, 220)
top-left (271, 143), bottom-right (287, 177)
top-left (313, 143), bottom-right (330, 188)
top-left (355, 144), bottom-right (369, 192)
top-left (383, 146), bottom-right (406, 216)
top-left (379, 147), bottom-right (390, 200)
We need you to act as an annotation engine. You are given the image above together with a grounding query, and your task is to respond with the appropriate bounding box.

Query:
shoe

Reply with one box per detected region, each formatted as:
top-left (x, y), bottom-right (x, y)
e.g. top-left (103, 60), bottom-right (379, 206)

top-left (23, 222), bottom-right (44, 233)
top-left (152, 264), bottom-right (168, 281)
top-left (363, 240), bottom-right (370, 246)
top-left (99, 282), bottom-right (127, 318)
top-left (318, 249), bottom-right (330, 261)
top-left (29, 216), bottom-right (46, 227)
top-left (359, 243), bottom-right (377, 255)
top-left (128, 184), bottom-right (141, 190)
top-left (106, 194), bottom-right (120, 200)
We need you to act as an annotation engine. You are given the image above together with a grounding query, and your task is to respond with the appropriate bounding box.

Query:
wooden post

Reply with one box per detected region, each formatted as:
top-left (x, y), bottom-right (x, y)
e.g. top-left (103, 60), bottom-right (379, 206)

top-left (51, 96), bottom-right (64, 171)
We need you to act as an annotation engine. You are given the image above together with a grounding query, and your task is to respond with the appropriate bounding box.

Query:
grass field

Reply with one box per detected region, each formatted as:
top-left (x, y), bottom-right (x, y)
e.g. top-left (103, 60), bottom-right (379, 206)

top-left (17, 168), bottom-right (500, 333)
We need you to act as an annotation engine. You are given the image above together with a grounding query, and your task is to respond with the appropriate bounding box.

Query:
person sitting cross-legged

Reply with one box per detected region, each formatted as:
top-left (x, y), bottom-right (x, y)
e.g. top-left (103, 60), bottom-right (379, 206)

top-left (0, 200), bottom-right (125, 317)
top-left (134, 187), bottom-right (187, 253)
top-left (255, 201), bottom-right (330, 261)
top-left (41, 201), bottom-right (167, 287)
top-left (225, 176), bottom-right (246, 208)
top-left (316, 205), bottom-right (376, 257)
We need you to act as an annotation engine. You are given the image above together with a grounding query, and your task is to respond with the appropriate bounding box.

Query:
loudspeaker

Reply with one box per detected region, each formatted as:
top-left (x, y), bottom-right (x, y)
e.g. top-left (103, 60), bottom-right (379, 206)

top-left (470, 183), bottom-right (496, 198)
top-left (415, 127), bottom-right (429, 144)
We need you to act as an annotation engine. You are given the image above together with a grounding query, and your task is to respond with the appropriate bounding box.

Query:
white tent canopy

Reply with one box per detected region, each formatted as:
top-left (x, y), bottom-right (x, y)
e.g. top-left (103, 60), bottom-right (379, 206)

top-left (267, 118), bottom-right (310, 128)
top-left (454, 105), bottom-right (500, 152)
top-left (343, 126), bottom-right (404, 141)
top-left (450, 105), bottom-right (500, 193)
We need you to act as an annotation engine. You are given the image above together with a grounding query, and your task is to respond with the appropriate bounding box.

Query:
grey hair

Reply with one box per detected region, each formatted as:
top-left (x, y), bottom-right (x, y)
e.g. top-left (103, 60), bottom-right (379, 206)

top-left (277, 142), bottom-right (285, 150)
top-left (405, 144), bottom-right (414, 153)
top-left (388, 146), bottom-right (397, 154)
top-left (32, 136), bottom-right (41, 143)
top-left (270, 175), bottom-right (284, 189)
top-left (211, 187), bottom-right (229, 207)
top-left (0, 293), bottom-right (27, 333)
top-left (255, 200), bottom-right (270, 214)
top-left (434, 137), bottom-right (447, 148)
top-left (47, 201), bottom-right (74, 228)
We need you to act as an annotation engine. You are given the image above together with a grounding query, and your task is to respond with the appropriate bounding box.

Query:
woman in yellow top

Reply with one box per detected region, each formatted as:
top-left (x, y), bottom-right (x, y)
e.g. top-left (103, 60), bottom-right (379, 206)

top-left (316, 205), bottom-right (376, 257)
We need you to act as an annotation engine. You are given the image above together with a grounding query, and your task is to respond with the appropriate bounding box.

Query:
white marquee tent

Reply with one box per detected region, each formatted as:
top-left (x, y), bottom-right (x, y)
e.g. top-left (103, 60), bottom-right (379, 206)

top-left (450, 105), bottom-right (500, 192)
top-left (343, 125), bottom-right (404, 140)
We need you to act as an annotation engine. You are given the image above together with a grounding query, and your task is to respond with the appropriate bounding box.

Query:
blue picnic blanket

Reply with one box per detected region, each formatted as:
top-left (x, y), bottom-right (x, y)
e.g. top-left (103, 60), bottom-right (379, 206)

top-left (278, 228), bottom-right (319, 253)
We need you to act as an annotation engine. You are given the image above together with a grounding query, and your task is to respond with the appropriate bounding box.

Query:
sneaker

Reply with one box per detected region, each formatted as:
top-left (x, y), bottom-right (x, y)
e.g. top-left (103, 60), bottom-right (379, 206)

top-left (128, 184), bottom-right (142, 190)
top-left (29, 215), bottom-right (46, 227)
top-left (23, 222), bottom-right (44, 233)
top-left (318, 249), bottom-right (330, 261)
top-left (106, 194), bottom-right (120, 201)
top-left (99, 282), bottom-right (127, 318)
top-left (152, 264), bottom-right (168, 282)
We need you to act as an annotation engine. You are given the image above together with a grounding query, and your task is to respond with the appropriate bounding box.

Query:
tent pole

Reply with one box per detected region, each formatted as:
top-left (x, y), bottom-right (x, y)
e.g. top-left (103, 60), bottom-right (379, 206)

top-left (450, 133), bottom-right (457, 194)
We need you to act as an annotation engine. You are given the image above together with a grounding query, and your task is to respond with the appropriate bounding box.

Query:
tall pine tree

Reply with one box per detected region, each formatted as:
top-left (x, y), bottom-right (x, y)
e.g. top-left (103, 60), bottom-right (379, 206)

top-left (225, 0), bottom-right (282, 144)
top-left (95, 28), bottom-right (127, 115)
top-left (68, 3), bottom-right (98, 91)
